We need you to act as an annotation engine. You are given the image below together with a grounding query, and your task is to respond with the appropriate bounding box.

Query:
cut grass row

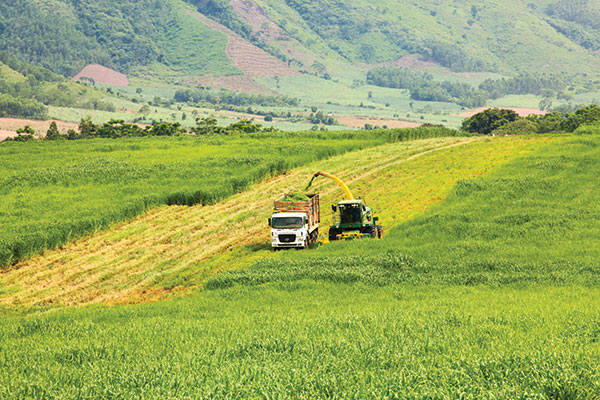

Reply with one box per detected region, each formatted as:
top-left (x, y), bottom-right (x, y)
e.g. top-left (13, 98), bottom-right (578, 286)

top-left (0, 130), bottom-right (384, 268)
top-left (0, 127), bottom-right (462, 268)
top-left (0, 134), bottom-right (552, 306)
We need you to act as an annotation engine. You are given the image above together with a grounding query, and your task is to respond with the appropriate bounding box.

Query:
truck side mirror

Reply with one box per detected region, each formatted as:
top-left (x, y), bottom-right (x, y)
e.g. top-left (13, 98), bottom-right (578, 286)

top-left (362, 205), bottom-right (366, 212)
top-left (332, 205), bottom-right (337, 212)
top-left (268, 218), bottom-right (272, 227)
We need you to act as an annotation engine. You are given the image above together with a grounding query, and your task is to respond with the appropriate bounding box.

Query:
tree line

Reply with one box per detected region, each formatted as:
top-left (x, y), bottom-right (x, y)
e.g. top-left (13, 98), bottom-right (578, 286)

top-left (174, 88), bottom-right (298, 108)
top-left (366, 67), bottom-right (488, 107)
top-left (4, 116), bottom-right (278, 142)
top-left (461, 105), bottom-right (600, 135)
top-left (367, 67), bottom-right (571, 107)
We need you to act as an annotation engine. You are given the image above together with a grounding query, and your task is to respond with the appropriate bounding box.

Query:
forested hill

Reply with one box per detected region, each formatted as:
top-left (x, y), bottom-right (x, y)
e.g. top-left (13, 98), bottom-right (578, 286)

top-left (0, 0), bottom-right (599, 80)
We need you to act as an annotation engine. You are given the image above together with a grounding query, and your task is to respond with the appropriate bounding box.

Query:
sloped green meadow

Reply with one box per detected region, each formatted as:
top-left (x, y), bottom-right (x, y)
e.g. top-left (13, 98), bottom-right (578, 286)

top-left (242, 134), bottom-right (600, 286)
top-left (3, 132), bottom-right (600, 398)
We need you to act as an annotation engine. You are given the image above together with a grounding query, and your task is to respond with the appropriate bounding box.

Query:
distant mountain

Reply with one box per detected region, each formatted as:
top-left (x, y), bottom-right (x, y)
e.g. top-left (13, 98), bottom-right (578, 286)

top-left (0, 0), bottom-right (599, 83)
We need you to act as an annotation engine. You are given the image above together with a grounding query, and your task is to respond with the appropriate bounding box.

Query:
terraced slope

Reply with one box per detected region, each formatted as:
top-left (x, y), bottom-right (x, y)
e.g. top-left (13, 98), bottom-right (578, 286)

top-left (0, 135), bottom-right (555, 306)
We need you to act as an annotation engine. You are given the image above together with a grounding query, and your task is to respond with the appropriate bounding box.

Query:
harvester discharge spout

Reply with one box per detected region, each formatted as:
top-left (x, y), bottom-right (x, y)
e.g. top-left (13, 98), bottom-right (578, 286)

top-left (306, 171), bottom-right (355, 200)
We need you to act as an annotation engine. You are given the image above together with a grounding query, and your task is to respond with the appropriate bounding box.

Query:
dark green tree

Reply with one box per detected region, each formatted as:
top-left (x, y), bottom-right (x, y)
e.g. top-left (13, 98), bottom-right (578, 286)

top-left (45, 121), bottom-right (60, 140)
top-left (79, 116), bottom-right (97, 138)
top-left (461, 108), bottom-right (520, 134)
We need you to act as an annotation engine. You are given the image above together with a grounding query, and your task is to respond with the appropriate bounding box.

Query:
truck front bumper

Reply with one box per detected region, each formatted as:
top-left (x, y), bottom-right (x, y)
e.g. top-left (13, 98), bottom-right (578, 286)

top-left (272, 233), bottom-right (307, 248)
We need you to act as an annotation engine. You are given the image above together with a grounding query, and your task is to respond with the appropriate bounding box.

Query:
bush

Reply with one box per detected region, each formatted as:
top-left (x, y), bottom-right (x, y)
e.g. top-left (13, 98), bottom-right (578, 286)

top-left (574, 123), bottom-right (600, 135)
top-left (491, 119), bottom-right (538, 136)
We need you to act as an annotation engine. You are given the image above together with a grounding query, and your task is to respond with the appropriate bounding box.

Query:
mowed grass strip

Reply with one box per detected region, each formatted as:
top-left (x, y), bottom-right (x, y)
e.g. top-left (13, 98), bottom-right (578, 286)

top-left (0, 135), bottom-right (554, 306)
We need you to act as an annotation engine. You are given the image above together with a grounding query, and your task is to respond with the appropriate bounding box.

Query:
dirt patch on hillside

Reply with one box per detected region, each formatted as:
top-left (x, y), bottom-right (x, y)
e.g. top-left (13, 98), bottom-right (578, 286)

top-left (187, 9), bottom-right (300, 77)
top-left (230, 0), bottom-right (287, 42)
top-left (391, 54), bottom-right (442, 70)
top-left (0, 118), bottom-right (79, 137)
top-left (0, 130), bottom-right (16, 140)
top-left (73, 64), bottom-right (129, 86)
top-left (337, 116), bottom-right (422, 129)
top-left (187, 75), bottom-right (275, 94)
top-left (230, 0), bottom-right (316, 68)
top-left (359, 54), bottom-right (447, 72)
top-left (458, 107), bottom-right (547, 118)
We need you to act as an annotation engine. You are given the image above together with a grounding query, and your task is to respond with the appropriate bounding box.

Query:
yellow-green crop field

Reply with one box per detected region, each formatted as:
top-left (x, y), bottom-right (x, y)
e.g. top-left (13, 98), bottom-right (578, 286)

top-left (3, 130), bottom-right (600, 399)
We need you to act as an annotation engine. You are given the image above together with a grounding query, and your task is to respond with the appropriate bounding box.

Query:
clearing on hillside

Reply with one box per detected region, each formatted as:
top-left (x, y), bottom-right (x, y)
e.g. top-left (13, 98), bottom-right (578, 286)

top-left (337, 116), bottom-right (422, 129)
top-left (459, 107), bottom-right (547, 117)
top-left (188, 75), bottom-right (274, 95)
top-left (0, 130), bottom-right (15, 140)
top-left (73, 64), bottom-right (130, 86)
top-left (187, 10), bottom-right (300, 78)
top-left (0, 118), bottom-right (79, 136)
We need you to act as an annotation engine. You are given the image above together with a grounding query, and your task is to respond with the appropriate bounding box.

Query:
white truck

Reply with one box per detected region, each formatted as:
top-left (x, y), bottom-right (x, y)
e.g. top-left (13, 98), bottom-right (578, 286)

top-left (269, 194), bottom-right (320, 249)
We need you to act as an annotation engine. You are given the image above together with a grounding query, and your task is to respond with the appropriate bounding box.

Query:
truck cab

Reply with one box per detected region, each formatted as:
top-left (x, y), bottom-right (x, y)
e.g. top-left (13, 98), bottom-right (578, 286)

top-left (269, 193), bottom-right (320, 250)
top-left (270, 212), bottom-right (311, 249)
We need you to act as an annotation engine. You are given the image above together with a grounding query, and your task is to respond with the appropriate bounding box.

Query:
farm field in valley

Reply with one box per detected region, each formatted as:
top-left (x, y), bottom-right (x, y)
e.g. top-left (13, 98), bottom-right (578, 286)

top-left (3, 132), bottom-right (600, 398)
top-left (3, 0), bottom-right (600, 395)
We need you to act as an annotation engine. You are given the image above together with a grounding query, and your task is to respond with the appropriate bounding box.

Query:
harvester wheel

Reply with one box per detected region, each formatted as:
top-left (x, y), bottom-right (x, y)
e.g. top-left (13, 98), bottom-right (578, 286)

top-left (328, 227), bottom-right (341, 241)
top-left (366, 225), bottom-right (377, 238)
top-left (376, 225), bottom-right (383, 238)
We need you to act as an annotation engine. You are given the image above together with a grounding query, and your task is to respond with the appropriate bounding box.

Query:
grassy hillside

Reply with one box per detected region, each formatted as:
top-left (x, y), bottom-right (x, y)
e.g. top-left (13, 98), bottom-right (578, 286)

top-left (0, 54), bottom-right (128, 119)
top-left (3, 132), bottom-right (600, 398)
top-left (248, 0), bottom-right (600, 76)
top-left (0, 0), bottom-right (238, 77)
top-left (1, 0), bottom-right (598, 80)
top-left (216, 134), bottom-right (600, 289)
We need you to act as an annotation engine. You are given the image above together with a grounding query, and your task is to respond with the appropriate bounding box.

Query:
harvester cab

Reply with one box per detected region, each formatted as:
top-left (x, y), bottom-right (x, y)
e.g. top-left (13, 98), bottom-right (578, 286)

top-left (306, 172), bottom-right (382, 241)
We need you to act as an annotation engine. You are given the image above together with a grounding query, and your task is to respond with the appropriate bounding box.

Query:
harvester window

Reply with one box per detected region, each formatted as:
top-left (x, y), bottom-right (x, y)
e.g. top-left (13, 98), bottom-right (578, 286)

top-left (272, 217), bottom-right (304, 229)
top-left (340, 205), bottom-right (362, 224)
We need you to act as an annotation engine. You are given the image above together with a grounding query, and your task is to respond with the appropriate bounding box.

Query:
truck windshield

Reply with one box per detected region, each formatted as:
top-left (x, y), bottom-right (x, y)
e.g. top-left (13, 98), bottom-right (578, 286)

top-left (272, 217), bottom-right (304, 229)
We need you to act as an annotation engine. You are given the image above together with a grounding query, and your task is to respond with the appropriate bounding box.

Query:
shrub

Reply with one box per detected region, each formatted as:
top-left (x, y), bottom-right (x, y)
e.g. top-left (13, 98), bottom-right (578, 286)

top-left (574, 123), bottom-right (600, 135)
top-left (491, 119), bottom-right (538, 136)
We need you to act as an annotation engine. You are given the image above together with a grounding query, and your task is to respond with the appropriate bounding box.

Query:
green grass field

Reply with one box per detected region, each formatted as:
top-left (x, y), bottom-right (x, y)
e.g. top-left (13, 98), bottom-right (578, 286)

top-left (2, 131), bottom-right (600, 398)
top-left (2, 284), bottom-right (599, 399)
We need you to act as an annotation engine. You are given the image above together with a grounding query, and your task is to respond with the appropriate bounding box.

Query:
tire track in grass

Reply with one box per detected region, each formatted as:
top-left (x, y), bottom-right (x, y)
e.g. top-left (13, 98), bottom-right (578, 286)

top-left (0, 136), bottom-right (556, 306)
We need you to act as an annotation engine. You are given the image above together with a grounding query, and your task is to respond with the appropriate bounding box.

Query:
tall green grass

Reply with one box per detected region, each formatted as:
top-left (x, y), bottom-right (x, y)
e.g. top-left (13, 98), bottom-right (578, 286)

top-left (0, 127), bottom-right (462, 267)
top-left (2, 283), bottom-right (599, 398)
